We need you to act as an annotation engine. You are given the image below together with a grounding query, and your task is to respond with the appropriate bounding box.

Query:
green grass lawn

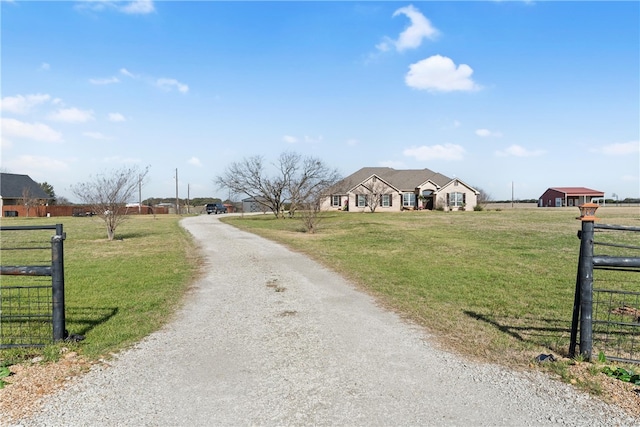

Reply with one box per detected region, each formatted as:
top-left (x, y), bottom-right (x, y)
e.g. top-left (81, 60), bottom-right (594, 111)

top-left (1, 215), bottom-right (199, 362)
top-left (223, 206), bottom-right (640, 366)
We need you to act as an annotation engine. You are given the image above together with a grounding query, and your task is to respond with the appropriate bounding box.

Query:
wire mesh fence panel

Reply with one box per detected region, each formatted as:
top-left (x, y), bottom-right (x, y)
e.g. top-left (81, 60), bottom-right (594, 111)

top-left (1, 280), bottom-right (53, 348)
top-left (590, 225), bottom-right (640, 363)
top-left (593, 287), bottom-right (640, 363)
top-left (0, 225), bottom-right (64, 348)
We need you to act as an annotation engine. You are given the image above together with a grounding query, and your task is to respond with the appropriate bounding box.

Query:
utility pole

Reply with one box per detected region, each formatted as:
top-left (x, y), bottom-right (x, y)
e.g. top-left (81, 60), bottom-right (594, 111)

top-left (511, 181), bottom-right (514, 208)
top-left (138, 174), bottom-right (142, 214)
top-left (187, 183), bottom-right (190, 214)
top-left (175, 168), bottom-right (179, 215)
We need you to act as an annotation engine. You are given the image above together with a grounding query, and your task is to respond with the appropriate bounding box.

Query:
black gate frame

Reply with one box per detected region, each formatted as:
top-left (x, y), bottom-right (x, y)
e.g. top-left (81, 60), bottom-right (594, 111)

top-left (569, 205), bottom-right (640, 362)
top-left (0, 224), bottom-right (66, 348)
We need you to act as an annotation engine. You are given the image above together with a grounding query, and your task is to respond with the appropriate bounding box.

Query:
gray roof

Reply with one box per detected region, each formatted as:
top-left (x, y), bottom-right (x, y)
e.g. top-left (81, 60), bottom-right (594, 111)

top-left (0, 173), bottom-right (50, 199)
top-left (329, 167), bottom-right (452, 193)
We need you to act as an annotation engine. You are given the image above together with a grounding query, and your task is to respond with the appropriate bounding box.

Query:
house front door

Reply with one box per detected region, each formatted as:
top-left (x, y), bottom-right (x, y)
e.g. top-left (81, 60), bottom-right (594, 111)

top-left (424, 196), bottom-right (434, 210)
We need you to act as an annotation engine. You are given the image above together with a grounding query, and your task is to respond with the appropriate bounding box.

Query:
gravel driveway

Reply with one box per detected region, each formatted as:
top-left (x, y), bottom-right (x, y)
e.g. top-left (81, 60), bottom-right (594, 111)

top-left (16, 215), bottom-right (638, 426)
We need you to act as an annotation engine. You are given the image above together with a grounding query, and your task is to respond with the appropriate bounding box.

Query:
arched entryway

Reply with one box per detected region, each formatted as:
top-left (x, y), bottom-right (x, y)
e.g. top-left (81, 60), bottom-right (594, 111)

top-left (421, 190), bottom-right (434, 210)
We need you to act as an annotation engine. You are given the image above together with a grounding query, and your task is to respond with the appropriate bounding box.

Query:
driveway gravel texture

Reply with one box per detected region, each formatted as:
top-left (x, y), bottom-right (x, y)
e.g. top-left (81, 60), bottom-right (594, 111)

top-left (13, 215), bottom-right (639, 426)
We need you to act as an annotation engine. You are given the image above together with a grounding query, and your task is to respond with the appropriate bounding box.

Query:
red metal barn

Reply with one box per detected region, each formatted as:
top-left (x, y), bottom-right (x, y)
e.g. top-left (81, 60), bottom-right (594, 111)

top-left (538, 187), bottom-right (605, 207)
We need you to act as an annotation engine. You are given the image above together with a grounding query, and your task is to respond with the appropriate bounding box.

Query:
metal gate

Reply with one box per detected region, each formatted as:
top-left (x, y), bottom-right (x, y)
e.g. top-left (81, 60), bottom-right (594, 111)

top-left (570, 204), bottom-right (640, 363)
top-left (0, 224), bottom-right (66, 348)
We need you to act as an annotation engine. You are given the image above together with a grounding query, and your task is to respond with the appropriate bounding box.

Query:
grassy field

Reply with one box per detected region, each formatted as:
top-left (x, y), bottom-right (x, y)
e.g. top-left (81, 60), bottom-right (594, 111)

top-left (1, 215), bottom-right (199, 363)
top-left (222, 206), bottom-right (640, 367)
top-left (1, 207), bottom-right (638, 381)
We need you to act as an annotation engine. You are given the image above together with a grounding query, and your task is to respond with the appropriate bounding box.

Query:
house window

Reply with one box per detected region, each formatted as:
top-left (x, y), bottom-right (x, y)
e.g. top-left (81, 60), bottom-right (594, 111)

top-left (357, 194), bottom-right (366, 207)
top-left (332, 195), bottom-right (341, 207)
top-left (402, 193), bottom-right (415, 207)
top-left (450, 192), bottom-right (464, 207)
top-left (381, 194), bottom-right (391, 207)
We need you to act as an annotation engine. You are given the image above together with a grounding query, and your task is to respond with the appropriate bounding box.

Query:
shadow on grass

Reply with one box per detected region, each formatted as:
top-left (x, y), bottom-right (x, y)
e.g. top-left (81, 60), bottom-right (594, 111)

top-left (65, 306), bottom-right (118, 336)
top-left (115, 231), bottom-right (154, 240)
top-left (464, 310), bottom-right (573, 356)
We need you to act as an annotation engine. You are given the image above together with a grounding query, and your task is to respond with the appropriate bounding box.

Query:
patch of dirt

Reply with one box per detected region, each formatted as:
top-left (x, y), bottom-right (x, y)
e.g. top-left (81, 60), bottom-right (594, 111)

top-left (0, 349), bottom-right (100, 425)
top-left (565, 362), bottom-right (640, 418)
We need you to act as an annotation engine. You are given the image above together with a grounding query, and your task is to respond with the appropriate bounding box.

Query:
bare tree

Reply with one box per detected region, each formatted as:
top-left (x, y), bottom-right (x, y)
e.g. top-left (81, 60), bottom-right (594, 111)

top-left (56, 196), bottom-right (72, 205)
top-left (354, 176), bottom-right (394, 213)
top-left (216, 152), bottom-right (340, 220)
top-left (215, 156), bottom-right (286, 218)
top-left (21, 187), bottom-right (41, 217)
top-left (298, 192), bottom-right (324, 233)
top-left (71, 165), bottom-right (149, 240)
top-left (287, 153), bottom-right (341, 217)
top-left (475, 187), bottom-right (492, 210)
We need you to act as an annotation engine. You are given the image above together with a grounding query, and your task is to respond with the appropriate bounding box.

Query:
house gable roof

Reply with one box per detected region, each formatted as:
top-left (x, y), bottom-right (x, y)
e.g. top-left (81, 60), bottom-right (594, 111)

top-left (329, 167), bottom-right (452, 194)
top-left (0, 173), bottom-right (50, 199)
top-left (347, 173), bottom-right (399, 193)
top-left (440, 178), bottom-right (480, 194)
top-left (547, 187), bottom-right (604, 197)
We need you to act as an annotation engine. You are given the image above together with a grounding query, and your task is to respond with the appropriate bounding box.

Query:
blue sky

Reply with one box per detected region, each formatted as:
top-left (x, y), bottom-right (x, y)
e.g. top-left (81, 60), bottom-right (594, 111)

top-left (2, 1), bottom-right (639, 202)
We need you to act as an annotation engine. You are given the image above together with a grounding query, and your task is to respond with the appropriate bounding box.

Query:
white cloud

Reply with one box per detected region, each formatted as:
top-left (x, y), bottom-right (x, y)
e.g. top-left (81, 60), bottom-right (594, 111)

top-left (475, 128), bottom-right (503, 138)
top-left (3, 155), bottom-right (69, 174)
top-left (156, 78), bottom-right (189, 93)
top-left (597, 141), bottom-right (639, 156)
top-left (283, 135), bottom-right (323, 144)
top-left (283, 135), bottom-right (298, 144)
top-left (48, 107), bottom-right (95, 123)
top-left (90, 76), bottom-right (120, 85)
top-left (119, 68), bottom-right (189, 94)
top-left (41, 62), bottom-right (50, 70)
top-left (120, 68), bottom-right (137, 78)
top-left (346, 138), bottom-right (359, 146)
top-left (391, 5), bottom-right (439, 51)
top-left (1, 93), bottom-right (51, 114)
top-left (405, 55), bottom-right (481, 92)
top-left (1, 117), bottom-right (62, 142)
top-left (83, 131), bottom-right (110, 140)
top-left (403, 143), bottom-right (466, 161)
top-left (188, 157), bottom-right (202, 167)
top-left (304, 135), bottom-right (323, 144)
top-left (495, 144), bottom-right (545, 157)
top-left (120, 0), bottom-right (155, 15)
top-left (108, 112), bottom-right (126, 122)
top-left (375, 41), bottom-right (391, 53)
top-left (75, 1), bottom-right (155, 15)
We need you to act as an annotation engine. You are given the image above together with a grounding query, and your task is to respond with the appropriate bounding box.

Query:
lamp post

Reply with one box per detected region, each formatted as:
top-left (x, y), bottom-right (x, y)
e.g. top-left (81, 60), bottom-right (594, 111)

top-left (574, 202), bottom-right (599, 360)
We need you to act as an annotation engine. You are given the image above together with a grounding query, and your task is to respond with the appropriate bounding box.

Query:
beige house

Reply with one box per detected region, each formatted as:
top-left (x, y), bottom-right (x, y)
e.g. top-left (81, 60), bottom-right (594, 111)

top-left (321, 167), bottom-right (479, 212)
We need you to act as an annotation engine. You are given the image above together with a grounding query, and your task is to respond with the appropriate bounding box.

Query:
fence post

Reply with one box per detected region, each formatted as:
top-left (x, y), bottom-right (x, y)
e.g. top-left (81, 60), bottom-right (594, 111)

top-left (576, 203), bottom-right (599, 361)
top-left (569, 232), bottom-right (583, 358)
top-left (51, 224), bottom-right (66, 342)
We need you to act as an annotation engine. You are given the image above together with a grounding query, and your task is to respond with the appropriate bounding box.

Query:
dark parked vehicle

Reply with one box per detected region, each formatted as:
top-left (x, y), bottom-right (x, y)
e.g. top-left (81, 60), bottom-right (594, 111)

top-left (206, 203), bottom-right (227, 214)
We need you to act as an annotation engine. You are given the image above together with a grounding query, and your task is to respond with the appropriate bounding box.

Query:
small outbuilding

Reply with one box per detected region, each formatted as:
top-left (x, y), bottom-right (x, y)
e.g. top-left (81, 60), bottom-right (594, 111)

top-left (242, 197), bottom-right (269, 213)
top-left (538, 187), bottom-right (605, 208)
